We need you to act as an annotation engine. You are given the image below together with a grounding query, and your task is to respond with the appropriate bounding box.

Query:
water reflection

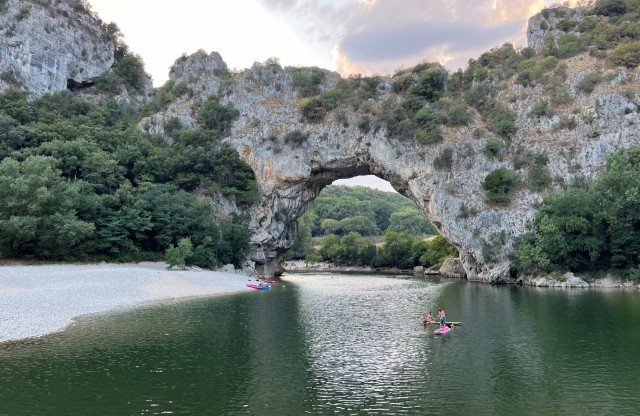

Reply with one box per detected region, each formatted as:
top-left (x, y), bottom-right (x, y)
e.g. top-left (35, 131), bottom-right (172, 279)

top-left (1, 274), bottom-right (640, 415)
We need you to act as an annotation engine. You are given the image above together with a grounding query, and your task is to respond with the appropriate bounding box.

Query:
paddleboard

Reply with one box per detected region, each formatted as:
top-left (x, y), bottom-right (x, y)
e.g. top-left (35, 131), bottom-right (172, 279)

top-left (433, 326), bottom-right (451, 335)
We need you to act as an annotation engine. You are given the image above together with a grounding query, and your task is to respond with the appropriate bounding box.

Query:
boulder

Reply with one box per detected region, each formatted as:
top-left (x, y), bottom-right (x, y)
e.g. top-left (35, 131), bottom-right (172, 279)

top-left (439, 258), bottom-right (466, 279)
top-left (219, 264), bottom-right (236, 274)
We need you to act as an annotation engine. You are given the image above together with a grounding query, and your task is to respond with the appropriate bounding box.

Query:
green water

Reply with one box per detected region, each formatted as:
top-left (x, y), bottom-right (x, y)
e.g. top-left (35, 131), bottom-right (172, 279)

top-left (1, 273), bottom-right (640, 415)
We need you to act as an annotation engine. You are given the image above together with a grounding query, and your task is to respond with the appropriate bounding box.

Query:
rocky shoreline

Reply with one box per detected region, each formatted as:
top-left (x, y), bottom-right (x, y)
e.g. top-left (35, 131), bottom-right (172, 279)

top-left (284, 260), bottom-right (640, 290)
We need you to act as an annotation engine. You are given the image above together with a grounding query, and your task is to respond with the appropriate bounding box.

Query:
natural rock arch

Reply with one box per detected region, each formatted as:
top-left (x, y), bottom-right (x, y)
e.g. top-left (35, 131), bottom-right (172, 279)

top-left (229, 114), bottom-right (497, 280)
top-left (145, 34), bottom-right (640, 282)
top-left (204, 62), bottom-right (515, 281)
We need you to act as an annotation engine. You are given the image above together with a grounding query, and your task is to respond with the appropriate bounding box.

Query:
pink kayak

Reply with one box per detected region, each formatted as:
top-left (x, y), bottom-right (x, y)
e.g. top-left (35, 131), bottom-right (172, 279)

top-left (262, 279), bottom-right (279, 284)
top-left (434, 326), bottom-right (451, 335)
top-left (246, 284), bottom-right (271, 290)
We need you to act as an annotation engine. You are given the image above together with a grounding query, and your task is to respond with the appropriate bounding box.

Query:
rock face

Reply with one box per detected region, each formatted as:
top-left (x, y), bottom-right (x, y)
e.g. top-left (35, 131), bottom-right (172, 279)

top-left (141, 34), bottom-right (640, 279)
top-left (527, 6), bottom-right (583, 50)
top-left (0, 0), bottom-right (114, 97)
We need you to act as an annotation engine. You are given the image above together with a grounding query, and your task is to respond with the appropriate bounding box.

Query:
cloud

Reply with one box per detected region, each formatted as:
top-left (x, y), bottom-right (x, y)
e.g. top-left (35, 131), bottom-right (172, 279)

top-left (339, 20), bottom-right (525, 63)
top-left (258, 0), bottom-right (549, 74)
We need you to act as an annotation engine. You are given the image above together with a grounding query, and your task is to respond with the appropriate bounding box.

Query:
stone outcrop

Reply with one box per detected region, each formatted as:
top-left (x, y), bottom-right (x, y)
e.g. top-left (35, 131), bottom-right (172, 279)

top-left (527, 6), bottom-right (583, 50)
top-left (439, 258), bottom-right (466, 279)
top-left (525, 272), bottom-right (589, 288)
top-left (0, 0), bottom-right (114, 97)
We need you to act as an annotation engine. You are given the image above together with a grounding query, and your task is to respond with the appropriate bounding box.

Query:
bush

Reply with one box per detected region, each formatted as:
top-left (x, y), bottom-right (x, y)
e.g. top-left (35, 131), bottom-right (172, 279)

top-left (611, 41), bottom-right (640, 67)
top-left (517, 56), bottom-right (559, 86)
top-left (557, 33), bottom-right (581, 58)
top-left (593, 0), bottom-right (627, 16)
top-left (416, 128), bottom-right (443, 145)
top-left (527, 164), bottom-right (553, 191)
top-left (197, 95), bottom-right (240, 136)
top-left (114, 54), bottom-right (145, 91)
top-left (465, 81), bottom-right (495, 110)
top-left (530, 100), bottom-right (552, 118)
top-left (392, 74), bottom-right (415, 93)
top-left (165, 237), bottom-right (193, 270)
top-left (386, 108), bottom-right (411, 137)
top-left (483, 168), bottom-right (520, 204)
top-left (357, 115), bottom-right (372, 132)
top-left (555, 115), bottom-right (578, 130)
top-left (576, 71), bottom-right (603, 93)
top-left (484, 138), bottom-right (507, 159)
top-left (298, 97), bottom-right (329, 122)
top-left (449, 103), bottom-right (473, 125)
top-left (291, 68), bottom-right (325, 97)
top-left (490, 106), bottom-right (518, 137)
top-left (414, 108), bottom-right (446, 126)
top-left (284, 130), bottom-right (308, 146)
top-left (433, 148), bottom-right (454, 170)
top-left (407, 68), bottom-right (448, 103)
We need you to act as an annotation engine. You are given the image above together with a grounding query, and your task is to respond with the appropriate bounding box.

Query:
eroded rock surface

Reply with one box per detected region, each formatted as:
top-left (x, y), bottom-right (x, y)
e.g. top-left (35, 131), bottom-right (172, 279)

top-left (0, 0), bottom-right (114, 97)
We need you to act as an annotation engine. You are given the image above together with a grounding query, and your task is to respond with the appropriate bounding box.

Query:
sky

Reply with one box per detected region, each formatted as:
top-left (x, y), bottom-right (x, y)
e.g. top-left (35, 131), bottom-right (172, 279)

top-left (87, 0), bottom-right (573, 86)
top-left (86, 0), bottom-right (574, 193)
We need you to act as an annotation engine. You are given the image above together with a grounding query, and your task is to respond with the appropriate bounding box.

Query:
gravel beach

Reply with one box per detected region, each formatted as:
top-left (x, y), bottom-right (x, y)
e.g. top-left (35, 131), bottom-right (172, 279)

top-left (0, 262), bottom-right (254, 343)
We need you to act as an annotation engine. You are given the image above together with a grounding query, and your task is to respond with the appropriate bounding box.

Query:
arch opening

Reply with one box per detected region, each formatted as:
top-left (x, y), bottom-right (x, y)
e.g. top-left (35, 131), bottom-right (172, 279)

top-left (248, 166), bottom-right (466, 278)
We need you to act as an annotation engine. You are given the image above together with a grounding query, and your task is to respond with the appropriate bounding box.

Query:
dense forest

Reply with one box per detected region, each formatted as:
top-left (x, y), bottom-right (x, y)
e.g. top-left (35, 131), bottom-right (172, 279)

top-left (0, 88), bottom-right (254, 268)
top-left (285, 185), bottom-right (458, 269)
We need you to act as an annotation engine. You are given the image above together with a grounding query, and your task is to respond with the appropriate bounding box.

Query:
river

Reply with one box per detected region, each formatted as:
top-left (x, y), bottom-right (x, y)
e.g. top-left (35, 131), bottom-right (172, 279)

top-left (1, 272), bottom-right (639, 415)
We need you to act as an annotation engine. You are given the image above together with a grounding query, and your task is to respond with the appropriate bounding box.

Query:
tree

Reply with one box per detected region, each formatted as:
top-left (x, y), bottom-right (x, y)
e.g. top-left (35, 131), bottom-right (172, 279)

top-left (387, 209), bottom-right (436, 235)
top-left (166, 237), bottom-right (193, 270)
top-left (0, 156), bottom-right (94, 258)
top-left (377, 231), bottom-right (416, 268)
top-left (321, 218), bottom-right (340, 235)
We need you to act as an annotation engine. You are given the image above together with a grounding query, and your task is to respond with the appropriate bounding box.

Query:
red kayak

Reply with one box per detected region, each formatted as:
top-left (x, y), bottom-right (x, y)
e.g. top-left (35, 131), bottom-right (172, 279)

top-left (246, 284), bottom-right (271, 290)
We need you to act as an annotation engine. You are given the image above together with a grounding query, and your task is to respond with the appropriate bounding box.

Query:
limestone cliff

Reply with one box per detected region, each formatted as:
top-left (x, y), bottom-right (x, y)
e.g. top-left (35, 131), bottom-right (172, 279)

top-left (139, 10), bottom-right (640, 280)
top-left (0, 0), bottom-right (114, 97)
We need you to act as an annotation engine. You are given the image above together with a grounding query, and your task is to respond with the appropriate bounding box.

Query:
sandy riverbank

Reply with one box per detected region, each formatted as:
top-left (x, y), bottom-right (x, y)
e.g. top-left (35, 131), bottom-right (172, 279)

top-left (0, 262), bottom-right (257, 344)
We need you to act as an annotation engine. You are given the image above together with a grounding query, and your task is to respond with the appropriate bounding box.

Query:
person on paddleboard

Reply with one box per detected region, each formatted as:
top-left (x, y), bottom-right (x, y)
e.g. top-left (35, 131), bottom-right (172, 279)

top-left (426, 311), bottom-right (434, 324)
top-left (438, 308), bottom-right (446, 329)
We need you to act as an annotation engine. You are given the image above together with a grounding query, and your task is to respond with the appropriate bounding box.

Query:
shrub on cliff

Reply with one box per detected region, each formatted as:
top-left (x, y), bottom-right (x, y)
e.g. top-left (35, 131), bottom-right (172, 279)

top-left (490, 105), bottom-right (518, 137)
top-left (611, 41), bottom-right (640, 67)
top-left (449, 103), bottom-right (473, 125)
top-left (291, 67), bottom-right (325, 97)
top-left (407, 68), bottom-right (448, 104)
top-left (114, 53), bottom-right (145, 92)
top-left (197, 95), bottom-right (240, 136)
top-left (557, 33), bottom-right (581, 59)
top-left (530, 100), bottom-right (552, 118)
top-left (284, 130), bottom-right (308, 147)
top-left (433, 148), bottom-right (454, 170)
top-left (298, 97), bottom-right (329, 122)
top-left (576, 71), bottom-right (603, 93)
top-left (593, 0), bottom-right (627, 16)
top-left (483, 168), bottom-right (520, 204)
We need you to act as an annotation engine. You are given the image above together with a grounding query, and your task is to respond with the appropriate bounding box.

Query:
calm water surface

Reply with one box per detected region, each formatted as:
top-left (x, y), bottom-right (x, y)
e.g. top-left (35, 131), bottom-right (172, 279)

top-left (1, 273), bottom-right (640, 415)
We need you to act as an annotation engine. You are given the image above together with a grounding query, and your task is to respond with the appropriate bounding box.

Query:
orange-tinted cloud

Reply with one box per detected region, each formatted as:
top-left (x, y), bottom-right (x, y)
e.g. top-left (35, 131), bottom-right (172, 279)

top-left (259, 0), bottom-right (564, 76)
